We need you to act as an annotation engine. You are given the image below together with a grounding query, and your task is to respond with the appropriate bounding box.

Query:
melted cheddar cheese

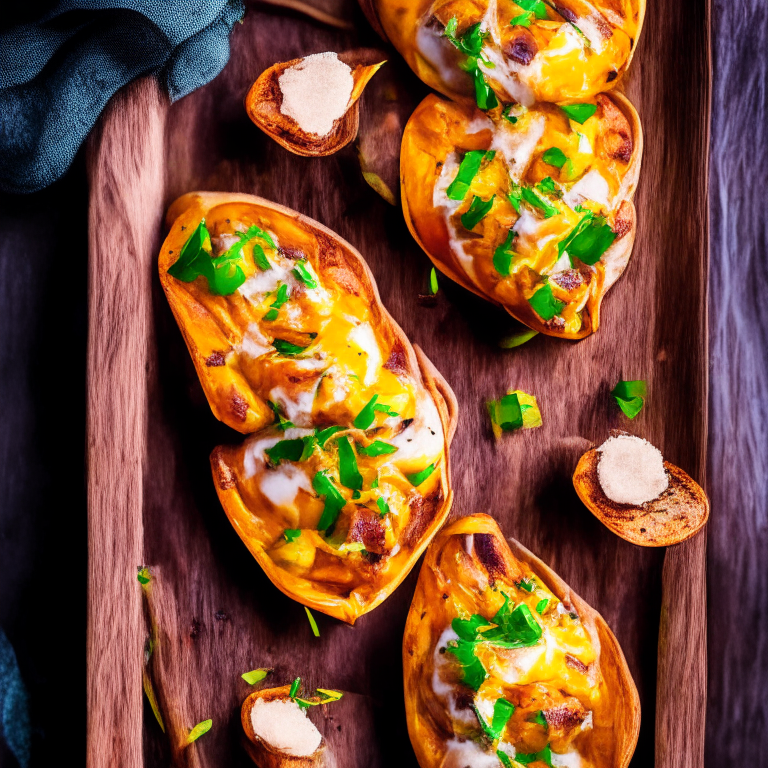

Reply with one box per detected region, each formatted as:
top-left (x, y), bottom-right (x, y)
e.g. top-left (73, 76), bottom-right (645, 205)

top-left (160, 197), bottom-right (451, 618)
top-left (377, 0), bottom-right (643, 106)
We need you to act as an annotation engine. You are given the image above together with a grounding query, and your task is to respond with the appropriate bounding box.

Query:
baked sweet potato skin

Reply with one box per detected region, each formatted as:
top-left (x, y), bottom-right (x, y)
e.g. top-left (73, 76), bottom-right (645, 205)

top-left (159, 192), bottom-right (458, 624)
top-left (400, 93), bottom-right (643, 339)
top-left (403, 514), bottom-right (640, 768)
top-left (361, 0), bottom-right (645, 106)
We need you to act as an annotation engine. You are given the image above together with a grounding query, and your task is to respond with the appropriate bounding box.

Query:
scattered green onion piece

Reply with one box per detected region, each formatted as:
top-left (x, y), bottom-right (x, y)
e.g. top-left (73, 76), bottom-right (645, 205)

top-left (507, 182), bottom-right (522, 214)
top-left (446, 150), bottom-right (489, 201)
top-left (289, 677), bottom-right (302, 698)
top-left (377, 496), bottom-right (390, 516)
top-left (515, 744), bottom-right (553, 766)
top-left (515, 0), bottom-right (548, 18)
top-left (252, 244), bottom-right (271, 271)
top-left (305, 607), bottom-right (320, 637)
top-left (186, 719), bottom-right (212, 745)
top-left (292, 259), bottom-right (318, 288)
top-left (518, 578), bottom-right (536, 592)
top-left (264, 283), bottom-right (290, 321)
top-left (373, 403), bottom-right (399, 417)
top-left (461, 195), bottom-right (496, 231)
top-left (273, 339), bottom-right (309, 356)
top-left (542, 147), bottom-right (568, 168)
top-left (493, 229), bottom-right (517, 277)
top-left (510, 11), bottom-right (533, 26)
top-left (531, 709), bottom-right (548, 727)
top-left (430, 267), bottom-right (439, 294)
top-left (521, 187), bottom-right (558, 218)
top-left (338, 437), bottom-right (363, 491)
top-left (313, 471), bottom-right (347, 532)
top-left (265, 438), bottom-right (309, 465)
top-left (137, 566), bottom-right (151, 585)
top-left (473, 68), bottom-right (498, 110)
top-left (407, 463), bottom-right (437, 487)
top-left (354, 395), bottom-right (379, 429)
top-left (536, 598), bottom-right (549, 615)
top-left (560, 103), bottom-right (597, 124)
top-left (499, 329), bottom-right (539, 348)
top-left (497, 750), bottom-right (514, 768)
top-left (358, 440), bottom-right (398, 457)
top-left (488, 393), bottom-right (523, 432)
top-left (316, 688), bottom-right (344, 702)
top-left (528, 282), bottom-right (564, 321)
top-left (315, 425), bottom-right (345, 448)
top-left (502, 104), bottom-right (519, 123)
top-left (284, 529), bottom-right (301, 543)
top-left (535, 176), bottom-right (558, 195)
top-left (611, 379), bottom-right (647, 419)
top-left (241, 668), bottom-right (270, 685)
top-left (269, 401), bottom-right (294, 431)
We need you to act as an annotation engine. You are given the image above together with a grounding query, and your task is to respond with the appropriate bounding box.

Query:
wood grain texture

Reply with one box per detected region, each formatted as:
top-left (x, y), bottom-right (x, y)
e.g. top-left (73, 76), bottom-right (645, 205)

top-left (84, 2), bottom-right (710, 766)
top-left (86, 78), bottom-right (167, 768)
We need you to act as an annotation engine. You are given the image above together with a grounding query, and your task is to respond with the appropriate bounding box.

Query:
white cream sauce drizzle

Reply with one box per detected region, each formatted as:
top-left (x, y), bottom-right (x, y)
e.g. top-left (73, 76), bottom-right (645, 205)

top-left (347, 322), bottom-right (382, 387)
top-left (490, 114), bottom-right (546, 182)
top-left (390, 392), bottom-right (443, 463)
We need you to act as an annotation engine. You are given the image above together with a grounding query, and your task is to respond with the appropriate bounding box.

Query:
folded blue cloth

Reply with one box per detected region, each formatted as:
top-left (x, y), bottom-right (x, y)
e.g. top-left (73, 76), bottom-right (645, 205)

top-left (0, 628), bottom-right (30, 768)
top-left (0, 0), bottom-right (245, 194)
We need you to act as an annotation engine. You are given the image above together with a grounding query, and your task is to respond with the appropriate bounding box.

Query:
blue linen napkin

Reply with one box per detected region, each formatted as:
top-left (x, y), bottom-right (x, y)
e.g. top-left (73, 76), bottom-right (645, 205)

top-left (0, 628), bottom-right (30, 768)
top-left (0, 0), bottom-right (245, 194)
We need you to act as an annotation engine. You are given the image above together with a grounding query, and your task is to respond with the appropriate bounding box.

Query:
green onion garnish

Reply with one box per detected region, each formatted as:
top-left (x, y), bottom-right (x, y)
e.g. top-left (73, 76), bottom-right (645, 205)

top-left (497, 750), bottom-right (514, 768)
top-left (514, 744), bottom-right (553, 765)
top-left (313, 471), bottom-right (347, 532)
top-left (407, 463), bottom-right (436, 487)
top-left (137, 566), bottom-right (151, 585)
top-left (265, 436), bottom-right (315, 465)
top-left (272, 339), bottom-right (309, 356)
top-left (292, 259), bottom-right (318, 289)
top-left (315, 425), bottom-right (344, 448)
top-left (542, 147), bottom-right (568, 168)
top-left (354, 395), bottom-right (379, 429)
top-left (536, 598), bottom-right (549, 614)
top-left (289, 677), bottom-right (302, 698)
top-left (493, 229), bottom-right (517, 277)
top-left (305, 608), bottom-right (320, 637)
top-left (241, 668), bottom-right (270, 685)
top-left (377, 496), bottom-right (390, 516)
top-left (430, 267), bottom-right (439, 294)
top-left (499, 329), bottom-right (539, 348)
top-left (443, 20), bottom-right (498, 111)
top-left (373, 403), bottom-right (399, 417)
top-left (518, 578), bottom-right (536, 592)
top-left (514, 0), bottom-right (548, 18)
top-left (446, 149), bottom-right (492, 201)
top-left (510, 11), bottom-right (533, 26)
top-left (338, 437), bottom-right (363, 491)
top-left (264, 283), bottom-right (290, 321)
top-left (527, 282), bottom-right (564, 321)
top-left (284, 529), bottom-right (301, 543)
top-left (185, 719), bottom-right (212, 745)
top-left (535, 176), bottom-right (558, 196)
top-left (560, 103), bottom-right (597, 124)
top-left (558, 212), bottom-right (615, 266)
top-left (507, 182), bottom-right (523, 214)
top-left (357, 440), bottom-right (398, 457)
top-left (461, 195), bottom-right (496, 231)
top-left (531, 709), bottom-right (548, 727)
top-left (521, 186), bottom-right (558, 218)
top-left (488, 393), bottom-right (523, 431)
top-left (611, 379), bottom-right (647, 419)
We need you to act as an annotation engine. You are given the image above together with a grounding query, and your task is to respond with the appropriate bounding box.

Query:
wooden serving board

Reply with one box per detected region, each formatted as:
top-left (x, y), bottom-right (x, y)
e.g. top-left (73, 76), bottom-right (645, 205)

top-left (85, 2), bottom-right (710, 766)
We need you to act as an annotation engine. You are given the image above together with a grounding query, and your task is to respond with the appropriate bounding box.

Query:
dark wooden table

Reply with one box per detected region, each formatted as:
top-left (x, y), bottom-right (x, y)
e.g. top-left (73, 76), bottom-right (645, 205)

top-left (0, 0), bottom-right (764, 764)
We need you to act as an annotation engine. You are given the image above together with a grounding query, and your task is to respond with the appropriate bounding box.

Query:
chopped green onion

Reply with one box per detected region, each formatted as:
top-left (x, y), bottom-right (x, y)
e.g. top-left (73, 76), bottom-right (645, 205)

top-left (443, 19), bottom-right (498, 111)
top-left (515, 0), bottom-right (548, 18)
top-left (493, 229), bottom-right (517, 277)
top-left (515, 744), bottom-right (553, 766)
top-left (521, 186), bottom-right (558, 218)
top-left (269, 401), bottom-right (294, 431)
top-left (305, 607), bottom-right (320, 637)
top-left (315, 425), bottom-right (345, 448)
top-left (264, 283), bottom-right (290, 321)
top-left (475, 697), bottom-right (515, 742)
top-left (473, 67), bottom-right (499, 110)
top-left (292, 259), bottom-right (318, 288)
top-left (542, 147), bottom-right (568, 168)
top-left (370, 475), bottom-right (379, 489)
top-left (499, 329), bottom-right (539, 348)
top-left (536, 598), bottom-right (549, 614)
top-left (497, 750), bottom-right (514, 768)
top-left (560, 103), bottom-right (597, 124)
top-left (558, 212), bottom-right (615, 265)
top-left (284, 529), bottom-right (301, 543)
top-left (354, 395), bottom-right (379, 429)
top-left (502, 104), bottom-right (519, 123)
top-left (272, 339), bottom-right (309, 356)
top-left (357, 440), bottom-right (398, 457)
top-left (137, 566), bottom-right (151, 585)
top-left (611, 379), bottom-right (647, 419)
top-left (407, 463), bottom-right (436, 487)
top-left (253, 243), bottom-right (271, 271)
top-left (377, 496), bottom-right (390, 516)
top-left (289, 677), bottom-right (302, 698)
top-left (265, 437), bottom-right (314, 465)
top-left (528, 282), bottom-right (564, 321)
top-left (518, 578), bottom-right (536, 592)
top-left (316, 688), bottom-right (343, 702)
top-left (373, 403), bottom-right (399, 417)
top-left (446, 150), bottom-right (491, 201)
top-left (338, 437), bottom-right (363, 491)
top-left (185, 719), bottom-right (212, 745)
top-left (510, 11), bottom-right (533, 26)
top-left (241, 668), bottom-right (270, 685)
top-left (488, 393), bottom-right (523, 431)
top-left (508, 182), bottom-right (523, 214)
top-left (535, 176), bottom-right (558, 196)
top-left (531, 709), bottom-right (548, 727)
top-left (461, 195), bottom-right (496, 230)
top-left (313, 471), bottom-right (347, 532)
top-left (430, 267), bottom-right (439, 294)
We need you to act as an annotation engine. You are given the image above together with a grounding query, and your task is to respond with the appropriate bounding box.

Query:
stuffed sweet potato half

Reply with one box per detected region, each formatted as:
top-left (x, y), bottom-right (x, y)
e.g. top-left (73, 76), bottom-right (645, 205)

top-left (361, 0), bottom-right (645, 107)
top-left (159, 192), bottom-right (457, 624)
top-left (401, 93), bottom-right (642, 338)
top-left (403, 514), bottom-right (640, 768)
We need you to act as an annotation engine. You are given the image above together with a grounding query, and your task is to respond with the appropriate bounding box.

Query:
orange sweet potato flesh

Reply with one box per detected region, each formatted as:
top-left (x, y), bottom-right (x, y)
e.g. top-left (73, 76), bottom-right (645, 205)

top-left (403, 514), bottom-right (640, 768)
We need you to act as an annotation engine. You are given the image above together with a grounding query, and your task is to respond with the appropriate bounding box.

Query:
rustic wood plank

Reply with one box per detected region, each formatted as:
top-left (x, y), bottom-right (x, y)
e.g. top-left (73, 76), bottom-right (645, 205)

top-left (85, 2), bottom-right (710, 766)
top-left (86, 78), bottom-right (167, 768)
